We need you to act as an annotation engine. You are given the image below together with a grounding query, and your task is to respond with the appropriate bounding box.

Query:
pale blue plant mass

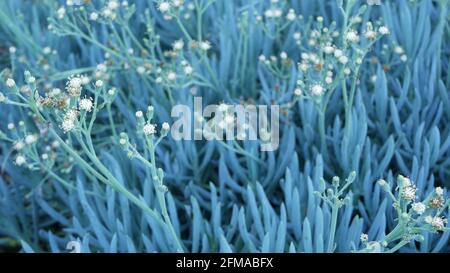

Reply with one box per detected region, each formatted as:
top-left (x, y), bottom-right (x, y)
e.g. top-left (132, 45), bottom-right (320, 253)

top-left (0, 0), bottom-right (449, 253)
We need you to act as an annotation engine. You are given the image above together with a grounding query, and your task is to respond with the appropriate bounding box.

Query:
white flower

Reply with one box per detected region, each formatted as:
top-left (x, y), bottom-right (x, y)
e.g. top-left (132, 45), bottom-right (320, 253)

top-left (394, 46), bottom-right (404, 54)
top-left (95, 80), bottom-right (104, 88)
top-left (183, 66), bottom-right (193, 75)
top-left (286, 9), bottom-right (296, 21)
top-left (158, 1), bottom-right (171, 13)
top-left (14, 140), bottom-right (25, 150)
top-left (411, 202), bottom-right (426, 215)
top-left (119, 138), bottom-right (127, 145)
top-left (365, 30), bottom-right (377, 40)
top-left (339, 55), bottom-right (349, 65)
top-left (323, 45), bottom-right (334, 54)
top-left (108, 88), bottom-right (116, 96)
top-left (57, 7), bottom-right (66, 19)
top-left (108, 0), bottom-right (119, 10)
top-left (9, 46), bottom-right (17, 54)
top-left (294, 88), bottom-right (302, 96)
top-left (435, 187), bottom-right (444, 196)
top-left (172, 39), bottom-right (184, 50)
top-left (400, 55), bottom-right (408, 62)
top-left (325, 77), bottom-right (333, 84)
top-left (280, 52), bottom-right (288, 59)
top-left (299, 63), bottom-right (309, 72)
top-left (7, 123), bottom-right (15, 130)
top-left (6, 78), bottom-right (15, 88)
top-left (273, 9), bottom-right (282, 18)
top-left (103, 8), bottom-right (116, 19)
top-left (401, 186), bottom-right (416, 201)
top-left (360, 233), bottom-right (368, 242)
top-left (90, 12), bottom-right (99, 21)
top-left (167, 71), bottom-right (177, 81)
top-left (334, 49), bottom-right (343, 58)
top-left (199, 41), bottom-right (211, 51)
top-left (61, 118), bottom-right (75, 133)
top-left (311, 84), bottom-right (324, 96)
top-left (15, 155), bottom-right (26, 166)
top-left (172, 0), bottom-right (183, 8)
top-left (162, 122), bottom-right (170, 131)
top-left (135, 111), bottom-right (143, 118)
top-left (64, 109), bottom-right (78, 121)
top-left (97, 63), bottom-right (107, 72)
top-left (43, 46), bottom-right (52, 55)
top-left (316, 16), bottom-right (324, 23)
top-left (346, 30), bottom-right (359, 43)
top-left (378, 26), bottom-right (390, 35)
top-left (264, 9), bottom-right (274, 18)
top-left (136, 66), bottom-right (146, 74)
top-left (79, 97), bottom-right (93, 112)
top-left (430, 216), bottom-right (446, 231)
top-left (25, 134), bottom-right (38, 144)
top-left (66, 76), bottom-right (83, 96)
top-left (81, 76), bottom-right (90, 85)
top-left (143, 122), bottom-right (156, 135)
top-left (41, 153), bottom-right (49, 160)
top-left (259, 55), bottom-right (266, 62)
top-left (293, 32), bottom-right (301, 40)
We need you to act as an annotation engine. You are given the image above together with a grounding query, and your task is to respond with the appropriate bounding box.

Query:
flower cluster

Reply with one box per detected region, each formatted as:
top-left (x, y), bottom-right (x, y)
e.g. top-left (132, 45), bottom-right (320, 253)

top-left (360, 175), bottom-right (450, 252)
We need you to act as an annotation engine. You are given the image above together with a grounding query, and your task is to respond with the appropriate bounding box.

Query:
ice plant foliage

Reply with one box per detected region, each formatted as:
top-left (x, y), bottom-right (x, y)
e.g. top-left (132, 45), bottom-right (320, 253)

top-left (0, 0), bottom-right (449, 253)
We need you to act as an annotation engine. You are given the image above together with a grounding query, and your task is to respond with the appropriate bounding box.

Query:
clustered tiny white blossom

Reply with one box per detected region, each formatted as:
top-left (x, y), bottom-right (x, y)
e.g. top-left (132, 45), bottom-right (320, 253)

top-left (66, 75), bottom-right (83, 97)
top-left (15, 155), bottom-right (26, 166)
top-left (162, 122), bottom-right (170, 131)
top-left (378, 26), bottom-right (390, 35)
top-left (199, 41), bottom-right (211, 51)
top-left (136, 66), bottom-right (146, 75)
top-left (158, 1), bottom-right (171, 13)
top-left (57, 7), bottom-right (66, 19)
top-left (6, 78), bottom-right (15, 88)
top-left (436, 187), bottom-right (444, 196)
top-left (346, 29), bottom-right (360, 43)
top-left (79, 97), bottom-right (93, 112)
top-left (167, 71), bottom-right (177, 81)
top-left (60, 109), bottom-right (78, 133)
top-left (90, 12), bottom-right (99, 21)
top-left (286, 9), bottom-right (296, 21)
top-left (425, 216), bottom-right (447, 231)
top-left (25, 134), bottom-right (38, 145)
top-left (311, 84), bottom-right (324, 96)
top-left (401, 185), bottom-right (417, 201)
top-left (411, 202), bottom-right (426, 215)
top-left (95, 80), bottom-right (104, 88)
top-left (360, 233), bottom-right (369, 242)
top-left (143, 122), bottom-right (157, 135)
top-left (183, 65), bottom-right (193, 76)
top-left (135, 111), bottom-right (143, 118)
top-left (172, 39), bottom-right (184, 51)
top-left (264, 8), bottom-right (283, 19)
top-left (13, 140), bottom-right (25, 151)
